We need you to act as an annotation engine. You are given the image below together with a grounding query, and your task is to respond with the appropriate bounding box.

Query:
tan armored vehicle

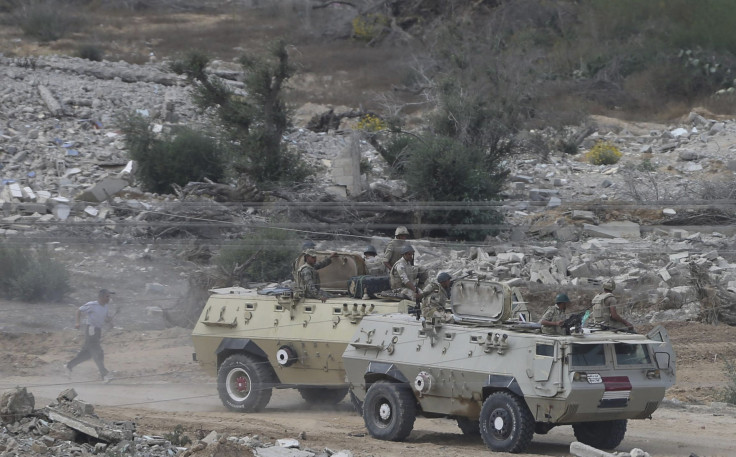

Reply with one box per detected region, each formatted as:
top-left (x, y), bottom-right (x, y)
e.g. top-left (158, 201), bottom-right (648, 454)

top-left (191, 251), bottom-right (408, 412)
top-left (342, 278), bottom-right (676, 453)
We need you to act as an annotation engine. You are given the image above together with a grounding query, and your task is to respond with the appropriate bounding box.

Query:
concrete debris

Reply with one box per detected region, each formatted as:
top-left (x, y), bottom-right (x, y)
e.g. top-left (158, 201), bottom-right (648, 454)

top-left (1, 388), bottom-right (357, 457)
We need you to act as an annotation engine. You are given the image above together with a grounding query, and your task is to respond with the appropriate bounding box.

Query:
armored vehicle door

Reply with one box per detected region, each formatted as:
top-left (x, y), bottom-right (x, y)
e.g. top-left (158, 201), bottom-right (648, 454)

top-left (646, 325), bottom-right (676, 378)
top-left (530, 339), bottom-right (564, 397)
top-left (451, 279), bottom-right (512, 324)
top-left (293, 251), bottom-right (367, 293)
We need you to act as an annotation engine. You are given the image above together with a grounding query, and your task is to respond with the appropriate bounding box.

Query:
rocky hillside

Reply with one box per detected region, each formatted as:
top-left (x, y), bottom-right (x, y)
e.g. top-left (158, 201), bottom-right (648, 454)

top-left (1, 53), bottom-right (735, 326)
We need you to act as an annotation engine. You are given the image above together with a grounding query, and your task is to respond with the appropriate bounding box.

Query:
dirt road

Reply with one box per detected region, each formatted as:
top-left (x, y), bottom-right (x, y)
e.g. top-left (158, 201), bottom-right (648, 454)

top-left (2, 309), bottom-right (736, 457)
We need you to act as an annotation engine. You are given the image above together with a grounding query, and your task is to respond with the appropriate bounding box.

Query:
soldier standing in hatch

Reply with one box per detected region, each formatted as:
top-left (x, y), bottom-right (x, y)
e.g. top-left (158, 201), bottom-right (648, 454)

top-left (421, 272), bottom-right (453, 322)
top-left (383, 226), bottom-right (410, 270)
top-left (66, 289), bottom-right (114, 382)
top-left (297, 249), bottom-right (338, 302)
top-left (363, 245), bottom-right (387, 275)
top-left (389, 245), bottom-right (428, 301)
top-left (540, 293), bottom-right (570, 335)
top-left (585, 279), bottom-right (634, 331)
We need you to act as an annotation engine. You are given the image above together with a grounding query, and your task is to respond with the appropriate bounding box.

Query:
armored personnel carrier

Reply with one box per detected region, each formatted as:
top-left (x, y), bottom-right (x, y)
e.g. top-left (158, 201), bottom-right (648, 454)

top-left (191, 251), bottom-right (409, 412)
top-left (342, 278), bottom-right (676, 453)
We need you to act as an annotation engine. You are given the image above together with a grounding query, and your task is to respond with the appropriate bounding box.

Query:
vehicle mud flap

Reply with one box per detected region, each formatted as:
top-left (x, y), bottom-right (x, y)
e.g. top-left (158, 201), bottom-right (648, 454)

top-left (365, 362), bottom-right (409, 384)
top-left (484, 374), bottom-right (523, 398)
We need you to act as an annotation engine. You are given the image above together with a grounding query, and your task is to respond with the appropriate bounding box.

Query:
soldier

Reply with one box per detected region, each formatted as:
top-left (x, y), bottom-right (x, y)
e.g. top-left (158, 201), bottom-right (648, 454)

top-left (389, 245), bottom-right (428, 301)
top-left (363, 245), bottom-right (387, 275)
top-left (421, 272), bottom-right (453, 322)
top-left (297, 249), bottom-right (337, 302)
top-left (383, 226), bottom-right (410, 270)
top-left (539, 293), bottom-right (570, 335)
top-left (586, 279), bottom-right (634, 331)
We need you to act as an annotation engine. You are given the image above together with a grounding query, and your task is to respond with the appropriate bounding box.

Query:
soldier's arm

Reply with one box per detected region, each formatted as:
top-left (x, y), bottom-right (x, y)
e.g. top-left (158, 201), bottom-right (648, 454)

top-left (609, 304), bottom-right (633, 329)
top-left (383, 243), bottom-right (394, 269)
top-left (314, 253), bottom-right (336, 270)
top-left (539, 308), bottom-right (560, 327)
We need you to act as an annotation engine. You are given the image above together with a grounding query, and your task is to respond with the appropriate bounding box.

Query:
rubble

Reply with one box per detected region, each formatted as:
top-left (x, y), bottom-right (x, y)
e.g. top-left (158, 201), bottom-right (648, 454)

top-left (0, 387), bottom-right (358, 457)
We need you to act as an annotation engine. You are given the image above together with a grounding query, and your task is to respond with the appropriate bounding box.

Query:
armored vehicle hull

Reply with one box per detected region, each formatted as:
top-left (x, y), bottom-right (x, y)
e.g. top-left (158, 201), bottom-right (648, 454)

top-left (342, 279), bottom-right (676, 453)
top-left (192, 283), bottom-right (408, 412)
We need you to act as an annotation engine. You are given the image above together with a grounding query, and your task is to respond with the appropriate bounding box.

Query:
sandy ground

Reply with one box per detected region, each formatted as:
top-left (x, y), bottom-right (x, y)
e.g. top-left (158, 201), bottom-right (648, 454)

top-left (2, 298), bottom-right (736, 457)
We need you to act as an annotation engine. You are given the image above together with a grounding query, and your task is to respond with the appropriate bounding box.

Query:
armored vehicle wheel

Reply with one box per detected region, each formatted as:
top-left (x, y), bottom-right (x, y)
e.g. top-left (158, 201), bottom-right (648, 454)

top-left (363, 381), bottom-right (416, 441)
top-left (572, 419), bottom-right (627, 449)
top-left (479, 392), bottom-right (534, 453)
top-left (349, 390), bottom-right (363, 416)
top-left (456, 417), bottom-right (480, 435)
top-left (217, 354), bottom-right (273, 412)
top-left (297, 386), bottom-right (349, 405)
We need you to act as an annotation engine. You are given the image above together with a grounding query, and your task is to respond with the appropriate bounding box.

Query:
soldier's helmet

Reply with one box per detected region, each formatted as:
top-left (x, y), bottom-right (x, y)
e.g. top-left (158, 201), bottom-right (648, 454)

top-left (304, 249), bottom-right (318, 258)
top-left (395, 226), bottom-right (409, 236)
top-left (437, 272), bottom-right (452, 283)
top-left (555, 293), bottom-right (570, 303)
top-left (364, 245), bottom-right (377, 255)
top-left (602, 279), bottom-right (616, 291)
top-left (400, 244), bottom-right (414, 255)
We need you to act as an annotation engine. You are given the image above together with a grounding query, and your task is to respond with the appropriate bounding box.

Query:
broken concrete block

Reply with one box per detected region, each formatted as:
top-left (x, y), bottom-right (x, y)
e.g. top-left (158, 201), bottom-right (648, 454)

top-left (658, 268), bottom-right (671, 282)
top-left (84, 206), bottom-right (99, 217)
top-left (0, 387), bottom-right (35, 423)
top-left (569, 441), bottom-right (616, 457)
top-left (53, 204), bottom-right (71, 221)
top-left (669, 251), bottom-right (689, 262)
top-left (254, 447), bottom-right (316, 457)
top-left (571, 210), bottom-right (597, 223)
top-left (583, 221), bottom-right (641, 239)
top-left (8, 182), bottom-right (23, 200)
top-left (38, 85), bottom-right (63, 117)
top-left (277, 438), bottom-right (300, 448)
top-left (57, 388), bottom-right (77, 402)
top-left (76, 176), bottom-right (131, 203)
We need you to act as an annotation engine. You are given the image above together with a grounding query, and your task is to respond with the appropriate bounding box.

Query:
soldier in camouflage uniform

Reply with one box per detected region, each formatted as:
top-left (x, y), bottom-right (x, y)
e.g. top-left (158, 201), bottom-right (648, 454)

top-left (363, 245), bottom-right (388, 275)
top-left (297, 249), bottom-right (337, 302)
top-left (383, 226), bottom-right (410, 271)
top-left (389, 245), bottom-right (428, 301)
top-left (585, 279), bottom-right (633, 331)
top-left (539, 293), bottom-right (570, 335)
top-left (421, 272), bottom-right (453, 322)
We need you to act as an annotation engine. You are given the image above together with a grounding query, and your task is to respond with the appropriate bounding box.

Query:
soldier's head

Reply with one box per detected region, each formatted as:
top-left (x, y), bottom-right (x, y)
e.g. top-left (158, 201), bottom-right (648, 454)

top-left (394, 226), bottom-right (409, 240)
top-left (437, 272), bottom-right (452, 288)
top-left (363, 245), bottom-right (377, 258)
top-left (400, 244), bottom-right (414, 260)
top-left (555, 293), bottom-right (570, 310)
top-left (602, 279), bottom-right (616, 292)
top-left (304, 249), bottom-right (318, 265)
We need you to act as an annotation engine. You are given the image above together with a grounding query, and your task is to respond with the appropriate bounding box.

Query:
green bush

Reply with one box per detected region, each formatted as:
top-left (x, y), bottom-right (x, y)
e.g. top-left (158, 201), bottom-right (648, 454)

top-left (14, 1), bottom-right (82, 42)
top-left (0, 245), bottom-right (70, 302)
top-left (215, 228), bottom-right (301, 284)
top-left (402, 135), bottom-right (507, 240)
top-left (77, 44), bottom-right (104, 62)
top-left (119, 113), bottom-right (226, 194)
top-left (163, 425), bottom-right (191, 446)
top-left (175, 43), bottom-right (313, 187)
top-left (586, 141), bottom-right (622, 165)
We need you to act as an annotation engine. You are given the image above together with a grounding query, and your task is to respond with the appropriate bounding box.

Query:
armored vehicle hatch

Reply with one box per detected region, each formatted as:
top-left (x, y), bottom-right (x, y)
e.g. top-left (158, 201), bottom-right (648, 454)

top-left (342, 278), bottom-right (676, 453)
top-left (191, 251), bottom-right (407, 413)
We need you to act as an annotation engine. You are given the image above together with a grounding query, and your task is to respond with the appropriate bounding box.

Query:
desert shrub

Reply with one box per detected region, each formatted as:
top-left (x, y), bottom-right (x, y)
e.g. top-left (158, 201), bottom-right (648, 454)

top-left (719, 358), bottom-right (736, 405)
top-left (215, 228), bottom-right (301, 285)
top-left (637, 158), bottom-right (656, 172)
top-left (586, 141), bottom-right (622, 165)
top-left (0, 245), bottom-right (70, 302)
top-left (351, 13), bottom-right (389, 42)
top-left (174, 43), bottom-right (313, 187)
top-left (119, 113), bottom-right (226, 194)
top-left (402, 135), bottom-right (506, 240)
top-left (77, 44), bottom-right (103, 61)
top-left (163, 425), bottom-right (191, 446)
top-left (13, 0), bottom-right (82, 42)
top-left (356, 114), bottom-right (386, 132)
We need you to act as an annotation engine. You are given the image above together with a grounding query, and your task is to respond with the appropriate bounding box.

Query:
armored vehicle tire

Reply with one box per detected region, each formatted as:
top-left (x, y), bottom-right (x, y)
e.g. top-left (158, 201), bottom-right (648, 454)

top-left (363, 381), bottom-right (417, 441)
top-left (456, 417), bottom-right (480, 435)
top-left (297, 387), bottom-right (349, 405)
top-left (479, 392), bottom-right (535, 453)
top-left (572, 419), bottom-right (627, 449)
top-left (217, 354), bottom-right (273, 413)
